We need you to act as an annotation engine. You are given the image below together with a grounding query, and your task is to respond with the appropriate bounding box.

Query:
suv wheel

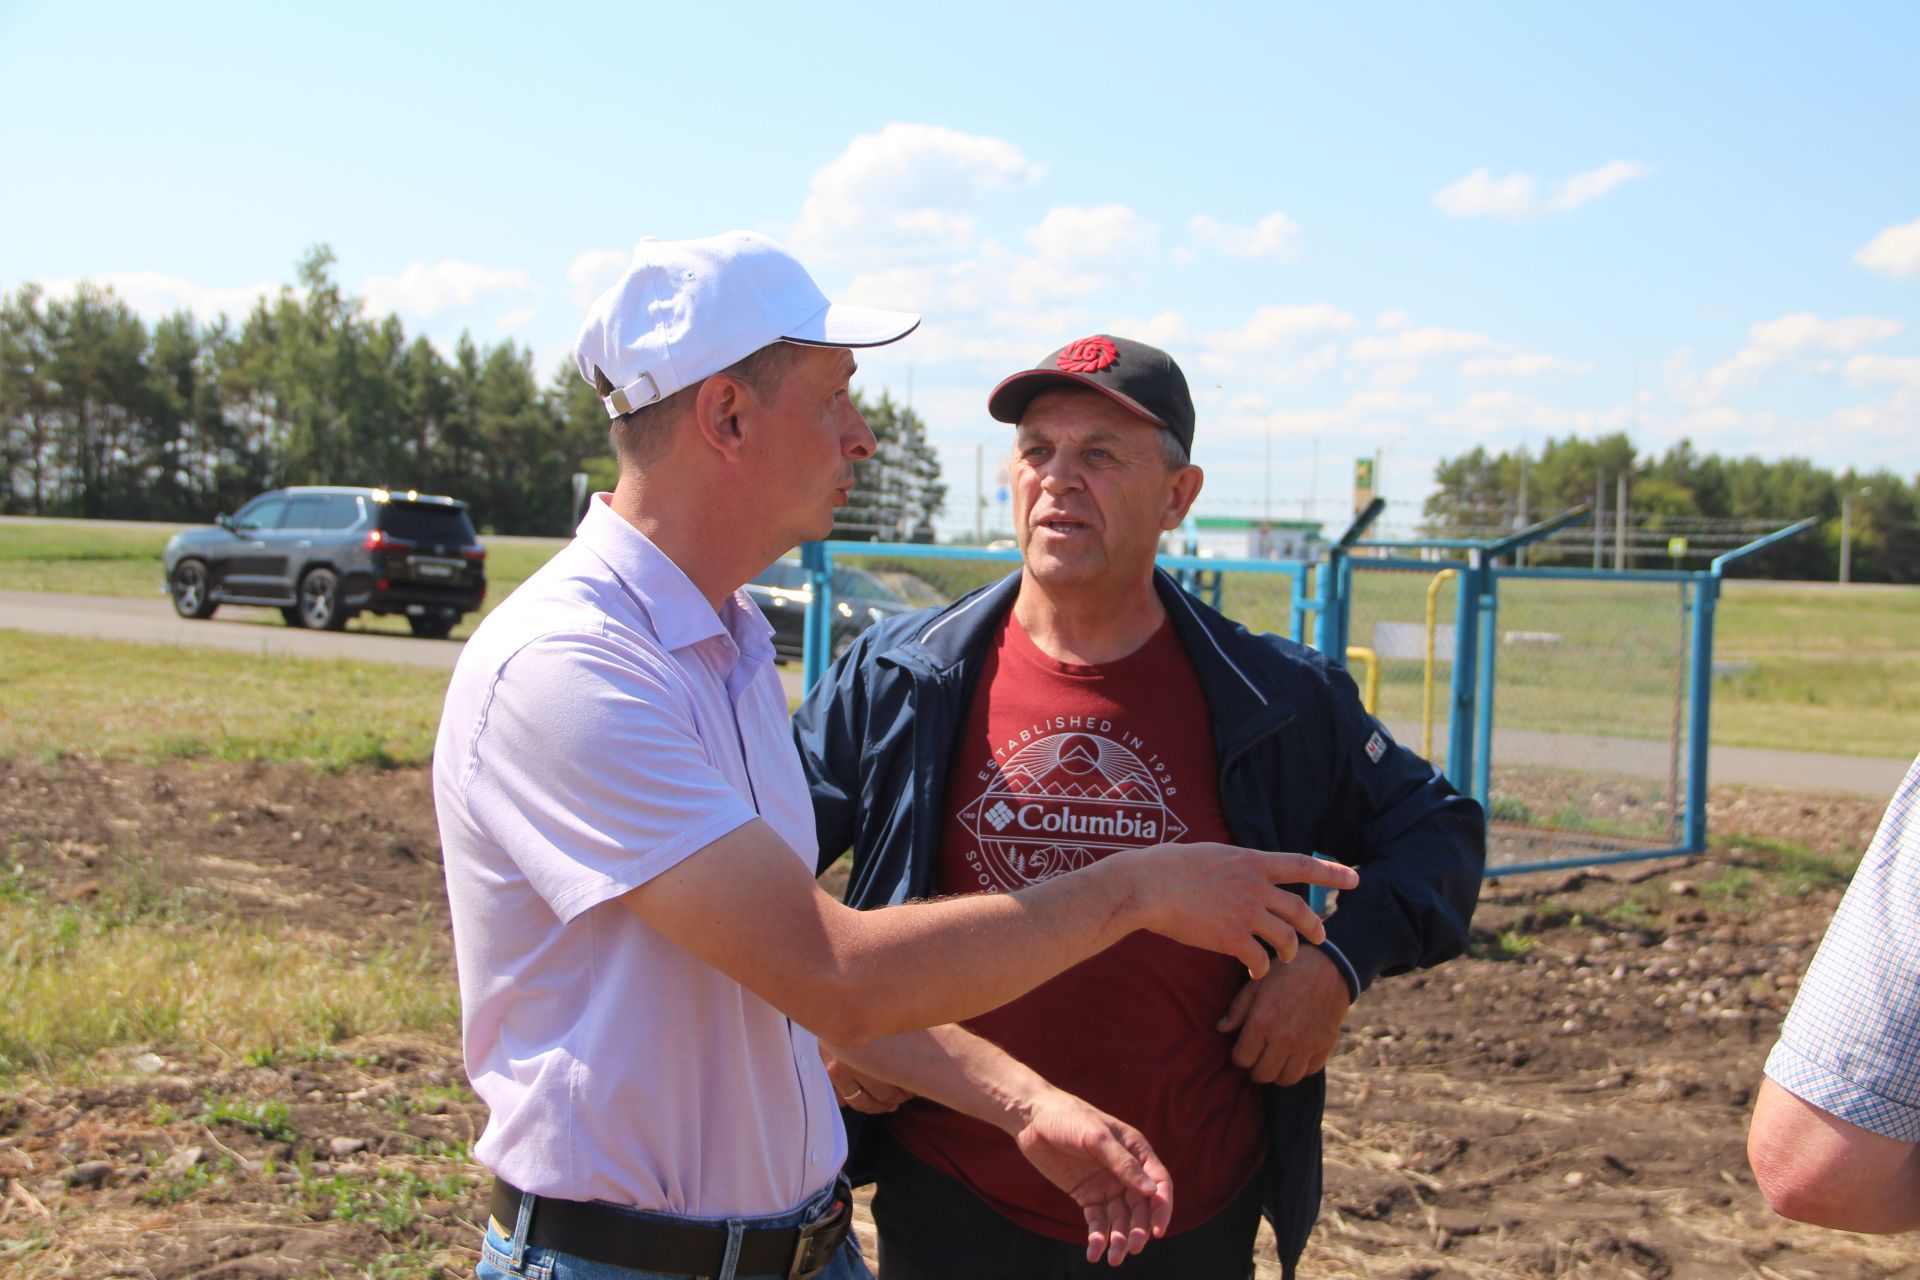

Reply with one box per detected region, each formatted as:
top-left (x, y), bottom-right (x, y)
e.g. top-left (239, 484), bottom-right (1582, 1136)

top-left (408, 611), bottom-right (459, 640)
top-left (169, 560), bottom-right (217, 619)
top-left (298, 568), bottom-right (349, 630)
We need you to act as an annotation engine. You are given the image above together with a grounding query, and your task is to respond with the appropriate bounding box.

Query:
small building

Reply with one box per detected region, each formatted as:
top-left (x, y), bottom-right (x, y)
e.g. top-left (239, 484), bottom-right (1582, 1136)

top-left (1171, 516), bottom-right (1326, 561)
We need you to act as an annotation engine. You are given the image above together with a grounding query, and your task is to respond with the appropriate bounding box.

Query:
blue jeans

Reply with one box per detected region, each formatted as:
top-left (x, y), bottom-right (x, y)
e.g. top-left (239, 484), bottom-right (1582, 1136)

top-left (477, 1179), bottom-right (873, 1280)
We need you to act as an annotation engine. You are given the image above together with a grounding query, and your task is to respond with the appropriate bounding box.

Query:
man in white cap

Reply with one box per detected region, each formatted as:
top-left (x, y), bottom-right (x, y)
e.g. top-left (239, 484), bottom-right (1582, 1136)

top-left (432, 233), bottom-right (1361, 1280)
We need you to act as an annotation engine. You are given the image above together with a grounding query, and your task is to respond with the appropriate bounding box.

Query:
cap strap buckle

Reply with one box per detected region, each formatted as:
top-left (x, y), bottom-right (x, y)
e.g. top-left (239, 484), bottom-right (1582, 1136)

top-left (605, 371), bottom-right (662, 417)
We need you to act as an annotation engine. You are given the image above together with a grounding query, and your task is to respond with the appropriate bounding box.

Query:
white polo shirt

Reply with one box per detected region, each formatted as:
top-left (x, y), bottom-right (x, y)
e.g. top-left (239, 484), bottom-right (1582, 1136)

top-left (433, 495), bottom-right (844, 1216)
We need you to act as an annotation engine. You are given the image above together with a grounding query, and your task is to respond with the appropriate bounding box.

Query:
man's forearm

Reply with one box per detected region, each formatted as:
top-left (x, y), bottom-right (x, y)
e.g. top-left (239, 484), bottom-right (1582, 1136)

top-left (827, 1025), bottom-right (1050, 1135)
top-left (628, 820), bottom-right (1351, 1048)
top-left (831, 1025), bottom-right (1176, 1265)
top-left (819, 856), bottom-right (1158, 1041)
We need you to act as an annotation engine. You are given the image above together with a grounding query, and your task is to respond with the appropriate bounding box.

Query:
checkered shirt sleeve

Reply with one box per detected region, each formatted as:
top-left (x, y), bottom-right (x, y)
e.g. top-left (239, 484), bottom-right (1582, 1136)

top-left (1764, 753), bottom-right (1920, 1142)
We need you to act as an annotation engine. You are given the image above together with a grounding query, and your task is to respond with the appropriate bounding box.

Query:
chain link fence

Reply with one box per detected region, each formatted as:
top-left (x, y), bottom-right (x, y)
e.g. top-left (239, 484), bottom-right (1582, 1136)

top-left (1348, 559), bottom-right (1696, 872)
top-left (1477, 572), bottom-right (1693, 871)
top-left (806, 531), bottom-right (1731, 878)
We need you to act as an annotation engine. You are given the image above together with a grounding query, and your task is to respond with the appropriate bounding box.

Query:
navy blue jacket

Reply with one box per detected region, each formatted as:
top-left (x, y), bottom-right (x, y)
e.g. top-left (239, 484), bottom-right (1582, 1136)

top-left (792, 569), bottom-right (1485, 1276)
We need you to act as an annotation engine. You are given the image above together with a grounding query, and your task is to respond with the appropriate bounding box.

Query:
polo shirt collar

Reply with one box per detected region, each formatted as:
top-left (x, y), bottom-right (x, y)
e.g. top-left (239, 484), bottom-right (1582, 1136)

top-left (575, 495), bottom-right (775, 663)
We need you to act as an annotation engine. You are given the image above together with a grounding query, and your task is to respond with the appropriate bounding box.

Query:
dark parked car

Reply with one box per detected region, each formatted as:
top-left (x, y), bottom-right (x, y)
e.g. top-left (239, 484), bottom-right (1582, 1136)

top-left (162, 486), bottom-right (487, 638)
top-left (745, 559), bottom-right (913, 661)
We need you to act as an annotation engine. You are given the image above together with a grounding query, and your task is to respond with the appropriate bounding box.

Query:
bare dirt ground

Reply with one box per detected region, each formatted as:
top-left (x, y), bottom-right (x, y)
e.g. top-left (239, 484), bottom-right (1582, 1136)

top-left (1, 757), bottom-right (1914, 1279)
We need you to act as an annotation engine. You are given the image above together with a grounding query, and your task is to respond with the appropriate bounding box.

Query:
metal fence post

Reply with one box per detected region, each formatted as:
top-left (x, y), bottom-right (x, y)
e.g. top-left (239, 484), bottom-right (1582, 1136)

top-left (800, 540), bottom-right (834, 692)
top-left (1291, 563), bottom-right (1315, 646)
top-left (1683, 573), bottom-right (1718, 853)
top-left (1334, 549), bottom-right (1355, 658)
top-left (1313, 549), bottom-right (1342, 655)
top-left (1472, 569), bottom-right (1498, 809)
top-left (1446, 551), bottom-right (1482, 792)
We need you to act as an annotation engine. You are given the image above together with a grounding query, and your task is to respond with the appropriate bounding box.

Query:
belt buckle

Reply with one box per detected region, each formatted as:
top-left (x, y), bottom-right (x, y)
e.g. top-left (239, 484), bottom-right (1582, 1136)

top-left (787, 1191), bottom-right (850, 1280)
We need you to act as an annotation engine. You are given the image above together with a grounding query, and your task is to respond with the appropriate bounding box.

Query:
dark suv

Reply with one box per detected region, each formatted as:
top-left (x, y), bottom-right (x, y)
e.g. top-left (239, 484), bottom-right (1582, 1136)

top-left (162, 486), bottom-right (487, 638)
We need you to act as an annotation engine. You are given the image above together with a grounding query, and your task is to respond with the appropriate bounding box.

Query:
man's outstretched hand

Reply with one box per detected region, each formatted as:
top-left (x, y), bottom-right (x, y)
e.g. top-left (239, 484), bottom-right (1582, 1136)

top-left (1012, 1089), bottom-right (1174, 1266)
top-left (1124, 844), bottom-right (1359, 978)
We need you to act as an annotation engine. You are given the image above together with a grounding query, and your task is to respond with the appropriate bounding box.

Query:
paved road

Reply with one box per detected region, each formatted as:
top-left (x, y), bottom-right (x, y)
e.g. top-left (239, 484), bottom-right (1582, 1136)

top-left (1, 589), bottom-right (465, 670)
top-left (1384, 719), bottom-right (1910, 801)
top-left (4, 588), bottom-right (1909, 798)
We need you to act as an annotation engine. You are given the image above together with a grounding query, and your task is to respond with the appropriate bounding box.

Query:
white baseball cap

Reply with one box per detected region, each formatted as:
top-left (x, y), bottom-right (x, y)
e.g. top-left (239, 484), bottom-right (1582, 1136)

top-left (573, 230), bottom-right (920, 419)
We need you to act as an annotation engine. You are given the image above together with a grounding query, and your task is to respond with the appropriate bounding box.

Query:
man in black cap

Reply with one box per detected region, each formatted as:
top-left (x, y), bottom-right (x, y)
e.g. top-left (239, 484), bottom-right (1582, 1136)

top-left (792, 335), bottom-right (1486, 1278)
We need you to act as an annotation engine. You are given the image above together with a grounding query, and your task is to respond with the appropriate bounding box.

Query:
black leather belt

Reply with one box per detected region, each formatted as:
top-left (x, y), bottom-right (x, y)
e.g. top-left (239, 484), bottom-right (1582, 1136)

top-left (489, 1177), bottom-right (852, 1279)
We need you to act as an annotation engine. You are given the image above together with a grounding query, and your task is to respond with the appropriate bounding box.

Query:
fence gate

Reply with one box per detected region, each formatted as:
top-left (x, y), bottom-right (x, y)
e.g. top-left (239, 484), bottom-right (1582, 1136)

top-left (1341, 514), bottom-right (1815, 876)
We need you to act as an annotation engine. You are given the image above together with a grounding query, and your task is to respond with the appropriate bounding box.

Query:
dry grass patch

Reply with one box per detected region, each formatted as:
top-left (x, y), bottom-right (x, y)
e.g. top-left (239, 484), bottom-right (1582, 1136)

top-left (0, 891), bottom-right (457, 1080)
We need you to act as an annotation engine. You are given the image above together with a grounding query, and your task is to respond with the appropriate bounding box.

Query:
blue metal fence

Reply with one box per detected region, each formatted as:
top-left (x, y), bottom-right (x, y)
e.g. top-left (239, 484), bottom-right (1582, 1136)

top-left (786, 511), bottom-right (1813, 879)
top-left (795, 541), bottom-right (1323, 691)
top-left (1347, 514), bottom-right (1814, 876)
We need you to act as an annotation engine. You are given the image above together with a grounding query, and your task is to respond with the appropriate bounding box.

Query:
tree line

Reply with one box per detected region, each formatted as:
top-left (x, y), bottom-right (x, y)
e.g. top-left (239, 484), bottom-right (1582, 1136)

top-left (1422, 434), bottom-right (1919, 582)
top-left (0, 247), bottom-right (944, 540)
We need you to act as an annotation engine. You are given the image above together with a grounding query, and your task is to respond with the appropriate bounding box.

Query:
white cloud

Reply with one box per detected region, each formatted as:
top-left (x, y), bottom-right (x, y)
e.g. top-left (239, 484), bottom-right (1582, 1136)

top-left (788, 123), bottom-right (1042, 268)
top-left (1461, 353), bottom-right (1592, 379)
top-left (974, 244), bottom-right (1107, 307)
top-left (1433, 160), bottom-right (1651, 221)
top-left (1687, 312), bottom-right (1905, 402)
top-left (1656, 392), bottom-right (1920, 472)
top-left (1435, 170), bottom-right (1538, 220)
top-left (983, 306), bottom-right (1098, 340)
top-left (1349, 326), bottom-right (1497, 363)
top-left (1254, 344), bottom-right (1343, 386)
top-left (360, 260), bottom-right (532, 320)
top-left (1347, 389), bottom-right (1431, 415)
top-left (1025, 205), bottom-right (1155, 265)
top-left (567, 248), bottom-right (629, 308)
top-left (1846, 353), bottom-right (1920, 389)
top-left (498, 308), bottom-right (537, 335)
top-left (839, 262), bottom-right (977, 313)
top-left (1552, 161), bottom-right (1653, 210)
top-left (1341, 318), bottom-right (1588, 384)
top-left (1855, 217), bottom-right (1920, 279)
top-left (1434, 390), bottom-right (1634, 440)
top-left (1104, 311), bottom-right (1191, 351)
top-left (863, 320), bottom-right (1037, 374)
top-left (837, 211), bottom-right (1153, 321)
top-left (1748, 312), bottom-right (1903, 354)
top-left (1211, 304), bottom-right (1354, 354)
top-left (36, 271), bottom-right (283, 324)
top-left (1188, 212), bottom-right (1303, 260)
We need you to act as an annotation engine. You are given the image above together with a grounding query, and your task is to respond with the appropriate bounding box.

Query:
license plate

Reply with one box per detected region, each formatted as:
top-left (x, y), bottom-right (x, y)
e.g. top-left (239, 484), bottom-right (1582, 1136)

top-left (415, 560), bottom-right (456, 579)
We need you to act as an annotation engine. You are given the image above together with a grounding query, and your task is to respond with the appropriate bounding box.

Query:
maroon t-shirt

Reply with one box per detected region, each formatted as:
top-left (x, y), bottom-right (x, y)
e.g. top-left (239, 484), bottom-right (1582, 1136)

top-left (889, 612), bottom-right (1266, 1240)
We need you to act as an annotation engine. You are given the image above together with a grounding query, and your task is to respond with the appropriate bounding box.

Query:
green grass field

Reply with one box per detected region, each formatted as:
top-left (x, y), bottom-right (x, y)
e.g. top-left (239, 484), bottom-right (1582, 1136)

top-left (0, 628), bottom-right (452, 768)
top-left (3, 518), bottom-right (1916, 759)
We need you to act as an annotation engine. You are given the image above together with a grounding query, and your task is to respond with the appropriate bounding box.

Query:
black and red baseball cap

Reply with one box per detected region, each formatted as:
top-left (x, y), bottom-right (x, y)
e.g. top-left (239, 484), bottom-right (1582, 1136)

top-left (987, 334), bottom-right (1196, 457)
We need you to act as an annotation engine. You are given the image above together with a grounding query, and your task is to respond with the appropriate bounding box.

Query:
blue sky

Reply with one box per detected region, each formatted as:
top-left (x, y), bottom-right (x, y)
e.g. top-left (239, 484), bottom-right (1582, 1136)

top-left (4, 1), bottom-right (1915, 538)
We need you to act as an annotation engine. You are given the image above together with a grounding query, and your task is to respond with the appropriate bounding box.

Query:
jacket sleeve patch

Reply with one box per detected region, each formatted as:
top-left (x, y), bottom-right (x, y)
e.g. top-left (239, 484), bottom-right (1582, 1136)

top-left (1365, 730), bottom-right (1387, 764)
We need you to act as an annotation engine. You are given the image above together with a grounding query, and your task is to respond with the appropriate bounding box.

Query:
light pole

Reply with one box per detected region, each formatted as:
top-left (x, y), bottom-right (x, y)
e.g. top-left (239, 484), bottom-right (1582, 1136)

top-left (1374, 433), bottom-right (1408, 504)
top-left (1840, 485), bottom-right (1872, 585)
